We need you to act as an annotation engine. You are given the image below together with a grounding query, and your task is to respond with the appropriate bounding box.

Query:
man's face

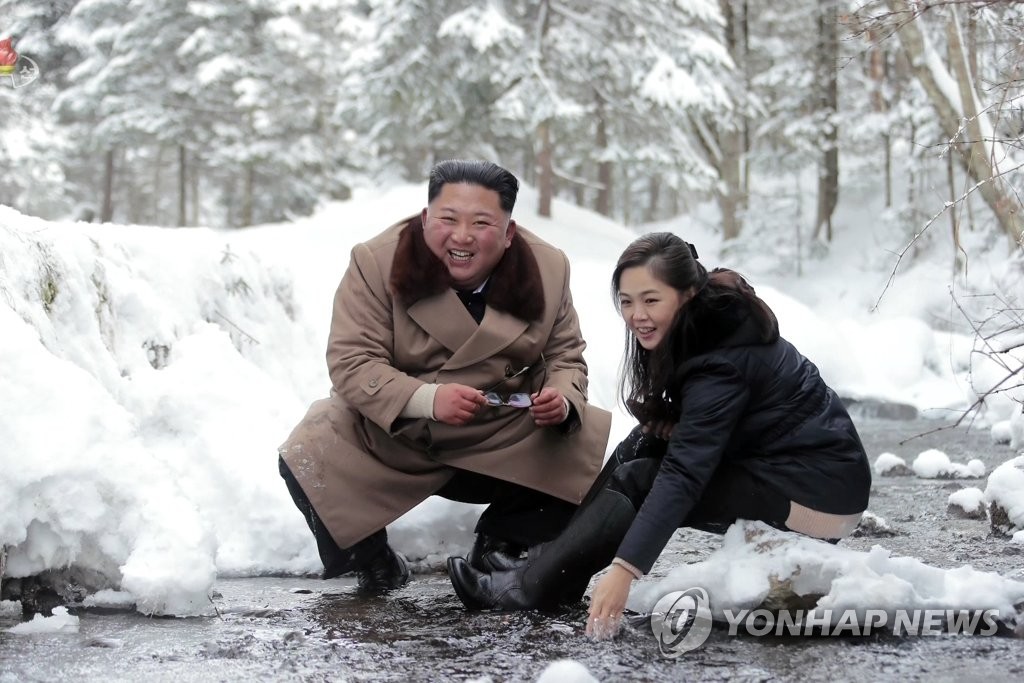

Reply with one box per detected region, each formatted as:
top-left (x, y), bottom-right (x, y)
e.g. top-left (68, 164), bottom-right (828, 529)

top-left (421, 182), bottom-right (516, 291)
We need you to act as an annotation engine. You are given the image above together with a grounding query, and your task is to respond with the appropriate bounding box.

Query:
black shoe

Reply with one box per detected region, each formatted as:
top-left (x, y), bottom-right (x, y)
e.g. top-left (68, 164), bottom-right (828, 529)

top-left (356, 544), bottom-right (410, 594)
top-left (448, 556), bottom-right (529, 611)
top-left (467, 534), bottom-right (526, 573)
top-left (449, 489), bottom-right (638, 612)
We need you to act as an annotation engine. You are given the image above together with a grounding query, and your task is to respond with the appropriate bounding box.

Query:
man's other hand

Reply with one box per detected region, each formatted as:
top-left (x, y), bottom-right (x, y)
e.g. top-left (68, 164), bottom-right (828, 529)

top-left (529, 387), bottom-right (568, 427)
top-left (434, 384), bottom-right (488, 425)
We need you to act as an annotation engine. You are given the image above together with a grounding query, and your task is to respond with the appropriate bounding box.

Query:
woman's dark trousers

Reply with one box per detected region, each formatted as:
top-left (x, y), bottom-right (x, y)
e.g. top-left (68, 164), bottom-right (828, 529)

top-left (449, 425), bottom-right (793, 610)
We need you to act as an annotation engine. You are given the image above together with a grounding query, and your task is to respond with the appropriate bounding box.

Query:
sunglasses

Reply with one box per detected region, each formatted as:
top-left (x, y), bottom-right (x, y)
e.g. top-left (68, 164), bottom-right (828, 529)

top-left (481, 355), bottom-right (547, 409)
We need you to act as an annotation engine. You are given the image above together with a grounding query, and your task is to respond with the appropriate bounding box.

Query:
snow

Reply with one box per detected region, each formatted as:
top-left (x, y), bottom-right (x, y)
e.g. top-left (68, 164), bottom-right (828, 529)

top-left (948, 487), bottom-right (986, 515)
top-left (6, 606), bottom-right (79, 635)
top-left (912, 448), bottom-right (986, 479)
top-left (2, 182), bottom-right (1023, 617)
top-left (630, 521), bottom-right (1024, 623)
top-left (535, 659), bottom-right (599, 682)
top-left (641, 51), bottom-right (704, 109)
top-left (438, 5), bottom-right (523, 54)
top-left (876, 448), bottom-right (990, 480)
top-left (0, 600), bottom-right (22, 619)
top-left (82, 590), bottom-right (136, 610)
top-left (874, 452), bottom-right (910, 476)
top-left (985, 456), bottom-right (1024, 531)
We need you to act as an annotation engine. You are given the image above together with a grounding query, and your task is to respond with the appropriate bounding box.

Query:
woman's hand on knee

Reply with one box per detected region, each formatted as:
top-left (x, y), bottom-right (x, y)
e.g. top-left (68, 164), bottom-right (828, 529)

top-left (641, 420), bottom-right (673, 441)
top-left (585, 565), bottom-right (634, 640)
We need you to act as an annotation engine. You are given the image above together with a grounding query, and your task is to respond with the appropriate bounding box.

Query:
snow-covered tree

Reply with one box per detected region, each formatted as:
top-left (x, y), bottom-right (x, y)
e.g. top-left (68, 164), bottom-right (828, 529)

top-left (336, 0), bottom-right (734, 221)
top-left (0, 1), bottom-right (81, 218)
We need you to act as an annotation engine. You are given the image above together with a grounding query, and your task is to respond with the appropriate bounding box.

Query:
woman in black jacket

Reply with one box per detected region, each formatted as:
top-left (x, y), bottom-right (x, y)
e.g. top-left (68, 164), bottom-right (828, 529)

top-left (447, 232), bottom-right (871, 638)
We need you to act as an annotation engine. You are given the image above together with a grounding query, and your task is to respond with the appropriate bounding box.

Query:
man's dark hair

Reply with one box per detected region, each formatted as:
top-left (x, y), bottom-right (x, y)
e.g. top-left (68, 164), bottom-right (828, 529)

top-left (427, 160), bottom-right (519, 214)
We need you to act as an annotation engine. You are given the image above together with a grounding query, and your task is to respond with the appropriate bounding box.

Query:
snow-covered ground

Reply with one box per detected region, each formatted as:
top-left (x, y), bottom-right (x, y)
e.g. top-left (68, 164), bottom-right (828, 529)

top-left (2, 183), bottom-right (1022, 620)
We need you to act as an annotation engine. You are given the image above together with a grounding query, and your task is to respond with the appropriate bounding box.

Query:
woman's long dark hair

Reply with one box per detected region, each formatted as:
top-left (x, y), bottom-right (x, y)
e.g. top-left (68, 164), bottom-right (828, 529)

top-left (612, 232), bottom-right (778, 425)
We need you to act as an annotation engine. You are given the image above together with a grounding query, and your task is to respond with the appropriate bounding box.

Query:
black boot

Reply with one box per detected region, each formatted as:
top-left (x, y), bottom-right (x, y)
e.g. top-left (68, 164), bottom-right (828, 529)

top-left (467, 534), bottom-right (526, 573)
top-left (448, 489), bottom-right (636, 611)
top-left (356, 543), bottom-right (410, 594)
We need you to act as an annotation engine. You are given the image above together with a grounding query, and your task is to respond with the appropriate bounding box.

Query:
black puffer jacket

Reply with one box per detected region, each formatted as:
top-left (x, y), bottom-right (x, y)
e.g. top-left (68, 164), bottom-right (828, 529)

top-left (616, 302), bottom-right (871, 573)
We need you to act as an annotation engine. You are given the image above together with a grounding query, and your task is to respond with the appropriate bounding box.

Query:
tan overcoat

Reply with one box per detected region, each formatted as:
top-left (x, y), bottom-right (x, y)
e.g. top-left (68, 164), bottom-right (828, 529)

top-left (280, 216), bottom-right (612, 548)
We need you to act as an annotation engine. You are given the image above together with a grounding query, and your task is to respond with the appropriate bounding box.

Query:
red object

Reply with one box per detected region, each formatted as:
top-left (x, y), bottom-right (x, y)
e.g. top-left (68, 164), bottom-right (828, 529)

top-left (0, 37), bottom-right (18, 67)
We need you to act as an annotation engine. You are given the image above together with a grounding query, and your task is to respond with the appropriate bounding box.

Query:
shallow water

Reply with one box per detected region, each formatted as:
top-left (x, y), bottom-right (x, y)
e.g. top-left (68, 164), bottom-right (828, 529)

top-left (2, 416), bottom-right (1023, 682)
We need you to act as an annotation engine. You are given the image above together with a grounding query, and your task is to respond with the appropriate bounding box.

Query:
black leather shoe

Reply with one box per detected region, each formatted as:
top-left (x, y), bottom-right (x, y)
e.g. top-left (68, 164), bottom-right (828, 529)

top-left (467, 534), bottom-right (526, 573)
top-left (447, 556), bottom-right (529, 611)
top-left (356, 544), bottom-right (410, 594)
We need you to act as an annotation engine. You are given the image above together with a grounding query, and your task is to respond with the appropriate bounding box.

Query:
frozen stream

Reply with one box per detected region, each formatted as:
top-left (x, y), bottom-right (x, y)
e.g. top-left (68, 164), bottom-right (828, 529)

top-left (3, 415), bottom-right (1023, 682)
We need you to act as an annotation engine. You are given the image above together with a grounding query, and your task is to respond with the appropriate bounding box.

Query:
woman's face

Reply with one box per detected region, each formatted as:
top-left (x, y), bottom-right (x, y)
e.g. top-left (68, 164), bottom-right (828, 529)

top-left (421, 182), bottom-right (516, 291)
top-left (617, 265), bottom-right (690, 350)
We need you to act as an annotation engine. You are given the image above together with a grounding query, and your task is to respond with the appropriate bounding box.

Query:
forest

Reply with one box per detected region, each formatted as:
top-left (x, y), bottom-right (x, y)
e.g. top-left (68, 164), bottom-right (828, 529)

top-left (0, 0), bottom-right (1021, 262)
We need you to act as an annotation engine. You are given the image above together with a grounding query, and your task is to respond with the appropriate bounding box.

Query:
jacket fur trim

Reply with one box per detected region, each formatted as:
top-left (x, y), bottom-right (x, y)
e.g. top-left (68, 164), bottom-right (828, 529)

top-left (389, 215), bottom-right (545, 322)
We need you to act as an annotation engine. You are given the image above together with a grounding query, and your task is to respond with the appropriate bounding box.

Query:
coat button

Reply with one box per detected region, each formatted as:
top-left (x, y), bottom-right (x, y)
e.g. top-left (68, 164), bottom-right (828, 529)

top-left (368, 378), bottom-right (379, 388)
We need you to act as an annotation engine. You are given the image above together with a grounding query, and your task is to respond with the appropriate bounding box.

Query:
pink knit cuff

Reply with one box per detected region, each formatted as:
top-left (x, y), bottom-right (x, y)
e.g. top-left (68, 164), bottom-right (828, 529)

top-left (611, 557), bottom-right (644, 580)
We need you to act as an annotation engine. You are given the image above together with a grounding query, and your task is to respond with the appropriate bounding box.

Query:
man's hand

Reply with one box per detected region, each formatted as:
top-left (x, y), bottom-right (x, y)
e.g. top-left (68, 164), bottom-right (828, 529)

top-left (433, 384), bottom-right (488, 425)
top-left (529, 387), bottom-right (568, 427)
top-left (586, 565), bottom-right (634, 640)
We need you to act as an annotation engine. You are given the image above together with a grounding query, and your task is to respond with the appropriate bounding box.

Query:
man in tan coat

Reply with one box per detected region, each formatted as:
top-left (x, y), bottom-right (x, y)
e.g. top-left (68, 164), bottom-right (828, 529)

top-left (279, 159), bottom-right (612, 593)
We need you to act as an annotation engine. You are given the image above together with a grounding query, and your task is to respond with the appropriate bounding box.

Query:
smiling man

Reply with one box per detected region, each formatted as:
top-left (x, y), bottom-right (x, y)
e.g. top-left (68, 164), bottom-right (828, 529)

top-left (278, 160), bottom-right (611, 594)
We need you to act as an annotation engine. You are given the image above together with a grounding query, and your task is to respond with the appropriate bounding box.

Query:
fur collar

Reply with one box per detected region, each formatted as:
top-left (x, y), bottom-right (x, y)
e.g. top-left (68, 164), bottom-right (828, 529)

top-left (389, 215), bottom-right (546, 322)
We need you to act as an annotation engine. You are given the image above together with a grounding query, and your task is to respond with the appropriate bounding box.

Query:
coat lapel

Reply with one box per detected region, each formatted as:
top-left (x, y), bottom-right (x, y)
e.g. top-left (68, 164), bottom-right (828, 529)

top-left (407, 292), bottom-right (529, 370)
top-left (407, 290), bottom-right (479, 354)
top-left (446, 307), bottom-right (529, 370)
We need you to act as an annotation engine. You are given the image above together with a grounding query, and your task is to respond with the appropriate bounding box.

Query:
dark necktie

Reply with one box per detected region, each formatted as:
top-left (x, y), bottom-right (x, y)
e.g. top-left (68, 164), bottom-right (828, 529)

top-left (456, 289), bottom-right (486, 324)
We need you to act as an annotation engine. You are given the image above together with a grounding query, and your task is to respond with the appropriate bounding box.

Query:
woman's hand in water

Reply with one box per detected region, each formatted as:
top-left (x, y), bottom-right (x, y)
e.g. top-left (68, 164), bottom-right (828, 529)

top-left (586, 565), bottom-right (634, 640)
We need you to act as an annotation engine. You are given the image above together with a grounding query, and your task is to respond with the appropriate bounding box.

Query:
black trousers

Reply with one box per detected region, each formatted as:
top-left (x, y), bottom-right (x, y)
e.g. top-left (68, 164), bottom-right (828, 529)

top-left (584, 426), bottom-right (792, 536)
top-left (278, 457), bottom-right (576, 578)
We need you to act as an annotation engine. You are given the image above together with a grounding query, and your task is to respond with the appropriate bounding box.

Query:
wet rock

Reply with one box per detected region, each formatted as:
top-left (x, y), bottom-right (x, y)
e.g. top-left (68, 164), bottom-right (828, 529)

top-left (947, 503), bottom-right (987, 520)
top-left (841, 397), bottom-right (919, 421)
top-left (282, 630), bottom-right (305, 645)
top-left (1, 565), bottom-right (117, 618)
top-left (852, 512), bottom-right (900, 537)
top-left (759, 574), bottom-right (822, 612)
top-left (1, 577), bottom-right (63, 618)
top-left (989, 501), bottom-right (1021, 537)
top-left (86, 637), bottom-right (123, 648)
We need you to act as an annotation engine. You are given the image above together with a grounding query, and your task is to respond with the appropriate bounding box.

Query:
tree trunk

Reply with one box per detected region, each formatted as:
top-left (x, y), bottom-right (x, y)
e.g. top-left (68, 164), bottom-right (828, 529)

top-left (178, 145), bottom-right (187, 227)
top-left (536, 119), bottom-right (553, 218)
top-left (716, 0), bottom-right (744, 239)
top-left (813, 0), bottom-right (839, 242)
top-left (868, 29), bottom-right (892, 208)
top-left (573, 162), bottom-right (586, 206)
top-left (595, 101), bottom-right (612, 217)
top-left (887, 0), bottom-right (1024, 247)
top-left (152, 145), bottom-right (165, 226)
top-left (190, 157), bottom-right (200, 225)
top-left (100, 149), bottom-right (114, 223)
top-left (741, 0), bottom-right (751, 199)
top-left (947, 150), bottom-right (963, 272)
top-left (646, 175), bottom-right (660, 223)
top-left (241, 163), bottom-right (254, 227)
